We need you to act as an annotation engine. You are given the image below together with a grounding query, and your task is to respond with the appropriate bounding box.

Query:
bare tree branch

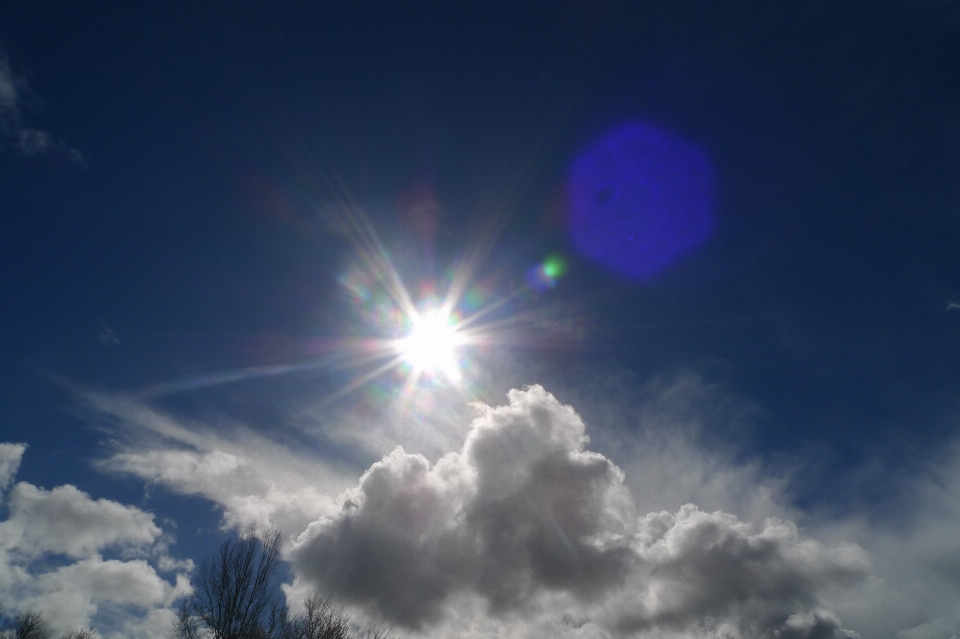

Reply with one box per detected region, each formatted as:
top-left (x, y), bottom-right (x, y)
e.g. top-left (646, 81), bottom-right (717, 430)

top-left (0, 607), bottom-right (97, 639)
top-left (178, 528), bottom-right (283, 639)
top-left (11, 612), bottom-right (51, 639)
top-left (278, 595), bottom-right (351, 639)
top-left (172, 533), bottom-right (393, 639)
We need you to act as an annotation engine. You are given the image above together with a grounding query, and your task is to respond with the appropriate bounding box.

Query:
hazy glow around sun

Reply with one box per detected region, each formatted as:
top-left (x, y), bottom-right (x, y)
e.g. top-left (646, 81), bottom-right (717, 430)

top-left (398, 307), bottom-right (464, 378)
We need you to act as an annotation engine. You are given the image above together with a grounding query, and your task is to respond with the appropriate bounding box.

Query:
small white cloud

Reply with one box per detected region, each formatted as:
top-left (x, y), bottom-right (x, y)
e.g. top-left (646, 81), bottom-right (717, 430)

top-left (36, 557), bottom-right (184, 607)
top-left (18, 127), bottom-right (52, 154)
top-left (97, 326), bottom-right (120, 348)
top-left (155, 553), bottom-right (194, 574)
top-left (0, 55), bottom-right (24, 118)
top-left (0, 482), bottom-right (160, 558)
top-left (0, 442), bottom-right (26, 493)
top-left (109, 607), bottom-right (181, 639)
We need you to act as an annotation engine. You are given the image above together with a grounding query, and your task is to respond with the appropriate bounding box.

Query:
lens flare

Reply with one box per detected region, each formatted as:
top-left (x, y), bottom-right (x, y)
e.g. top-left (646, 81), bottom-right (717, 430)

top-left (132, 195), bottom-right (582, 408)
top-left (567, 121), bottom-right (715, 281)
top-left (526, 253), bottom-right (568, 291)
top-left (542, 254), bottom-right (567, 280)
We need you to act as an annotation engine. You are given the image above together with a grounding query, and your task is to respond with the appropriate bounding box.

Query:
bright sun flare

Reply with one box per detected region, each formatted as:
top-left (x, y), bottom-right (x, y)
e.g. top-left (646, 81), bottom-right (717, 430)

top-left (398, 308), bottom-right (464, 377)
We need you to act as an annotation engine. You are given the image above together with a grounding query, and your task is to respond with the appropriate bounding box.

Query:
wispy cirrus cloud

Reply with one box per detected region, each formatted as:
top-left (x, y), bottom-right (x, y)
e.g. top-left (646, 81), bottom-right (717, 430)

top-left (86, 391), bottom-right (356, 535)
top-left (0, 442), bottom-right (26, 493)
top-left (0, 51), bottom-right (84, 164)
top-left (823, 434), bottom-right (960, 639)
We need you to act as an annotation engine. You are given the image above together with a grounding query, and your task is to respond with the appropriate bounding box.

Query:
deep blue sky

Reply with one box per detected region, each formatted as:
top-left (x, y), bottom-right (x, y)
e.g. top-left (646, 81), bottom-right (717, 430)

top-left (2, 3), bottom-right (960, 638)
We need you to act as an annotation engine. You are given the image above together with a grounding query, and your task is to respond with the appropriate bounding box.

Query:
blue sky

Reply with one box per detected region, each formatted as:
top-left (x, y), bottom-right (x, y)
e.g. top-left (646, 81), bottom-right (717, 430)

top-left (1, 3), bottom-right (959, 638)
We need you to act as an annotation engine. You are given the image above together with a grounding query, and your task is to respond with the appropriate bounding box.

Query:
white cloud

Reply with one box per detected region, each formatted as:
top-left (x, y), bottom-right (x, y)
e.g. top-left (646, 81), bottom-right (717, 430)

top-left (0, 444), bottom-right (190, 639)
top-left (898, 612), bottom-right (960, 639)
top-left (0, 482), bottom-right (160, 558)
top-left (775, 610), bottom-right (861, 639)
top-left (0, 55), bottom-right (24, 119)
top-left (110, 607), bottom-right (181, 639)
top-left (619, 505), bottom-right (866, 636)
top-left (89, 392), bottom-right (355, 535)
top-left (289, 385), bottom-right (867, 637)
top-left (78, 372), bottom-right (960, 638)
top-left (583, 372), bottom-right (794, 523)
top-left (0, 442), bottom-right (26, 493)
top-left (821, 435), bottom-right (960, 639)
top-left (0, 51), bottom-right (84, 162)
top-left (20, 558), bottom-right (190, 632)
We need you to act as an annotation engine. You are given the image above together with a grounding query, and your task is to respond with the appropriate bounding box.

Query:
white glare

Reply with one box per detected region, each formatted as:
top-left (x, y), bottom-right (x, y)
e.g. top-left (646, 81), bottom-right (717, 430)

top-left (399, 308), bottom-right (464, 378)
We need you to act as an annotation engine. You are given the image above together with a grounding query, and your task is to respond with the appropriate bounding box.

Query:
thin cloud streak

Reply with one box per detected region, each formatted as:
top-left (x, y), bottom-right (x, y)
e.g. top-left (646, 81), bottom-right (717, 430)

top-left (0, 51), bottom-right (84, 163)
top-left (87, 391), bottom-right (356, 534)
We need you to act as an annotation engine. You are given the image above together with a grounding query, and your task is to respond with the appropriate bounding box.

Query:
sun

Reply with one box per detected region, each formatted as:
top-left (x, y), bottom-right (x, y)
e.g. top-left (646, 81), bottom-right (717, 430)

top-left (398, 307), bottom-right (465, 378)
top-left (132, 197), bottom-right (570, 401)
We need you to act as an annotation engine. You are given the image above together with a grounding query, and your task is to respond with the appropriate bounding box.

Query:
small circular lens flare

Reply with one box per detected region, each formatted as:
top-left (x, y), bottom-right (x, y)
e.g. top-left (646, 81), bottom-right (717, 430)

top-left (526, 254), bottom-right (568, 291)
top-left (542, 254), bottom-right (567, 280)
top-left (398, 308), bottom-right (464, 378)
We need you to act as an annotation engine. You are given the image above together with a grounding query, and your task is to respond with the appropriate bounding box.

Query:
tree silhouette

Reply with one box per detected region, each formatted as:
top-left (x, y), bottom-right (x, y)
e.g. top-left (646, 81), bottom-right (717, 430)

top-left (176, 528), bottom-right (283, 639)
top-left (275, 594), bottom-right (392, 639)
top-left (0, 607), bottom-right (97, 639)
top-left (174, 530), bottom-right (389, 639)
top-left (3, 612), bottom-right (49, 639)
top-left (278, 595), bottom-right (345, 639)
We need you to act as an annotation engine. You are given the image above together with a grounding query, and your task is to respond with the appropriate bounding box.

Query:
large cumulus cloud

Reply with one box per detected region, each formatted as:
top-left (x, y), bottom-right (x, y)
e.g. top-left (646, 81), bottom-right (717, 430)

top-left (620, 506), bottom-right (865, 637)
top-left (290, 386), bottom-right (867, 638)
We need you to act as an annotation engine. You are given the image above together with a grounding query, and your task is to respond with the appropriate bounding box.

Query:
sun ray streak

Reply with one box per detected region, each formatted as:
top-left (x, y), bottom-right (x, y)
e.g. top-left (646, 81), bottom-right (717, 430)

top-left (452, 285), bottom-right (529, 332)
top-left (340, 209), bottom-right (418, 320)
top-left (135, 361), bottom-right (336, 399)
top-left (133, 337), bottom-right (401, 399)
top-left (317, 354), bottom-right (408, 405)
